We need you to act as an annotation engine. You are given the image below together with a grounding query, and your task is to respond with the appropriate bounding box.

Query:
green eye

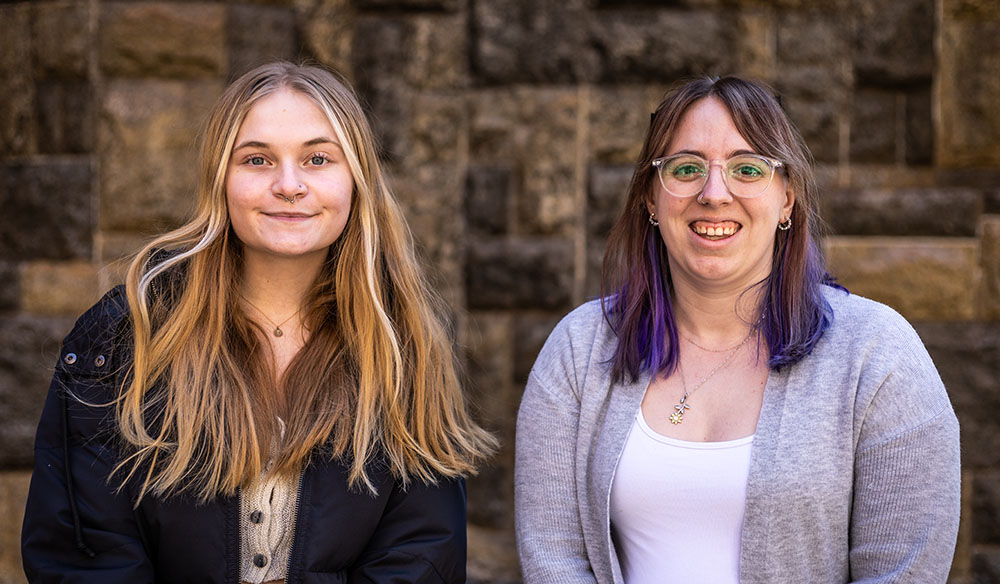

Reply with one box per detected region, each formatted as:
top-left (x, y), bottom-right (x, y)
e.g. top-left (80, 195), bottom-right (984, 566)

top-left (670, 162), bottom-right (706, 181)
top-left (730, 163), bottom-right (766, 181)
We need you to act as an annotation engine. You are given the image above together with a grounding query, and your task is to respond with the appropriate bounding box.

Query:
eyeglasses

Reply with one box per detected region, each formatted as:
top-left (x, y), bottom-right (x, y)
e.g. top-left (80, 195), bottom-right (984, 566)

top-left (651, 153), bottom-right (784, 199)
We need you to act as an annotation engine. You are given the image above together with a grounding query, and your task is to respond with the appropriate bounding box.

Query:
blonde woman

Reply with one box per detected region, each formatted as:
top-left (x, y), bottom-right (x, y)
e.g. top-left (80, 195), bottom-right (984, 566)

top-left (22, 61), bottom-right (495, 583)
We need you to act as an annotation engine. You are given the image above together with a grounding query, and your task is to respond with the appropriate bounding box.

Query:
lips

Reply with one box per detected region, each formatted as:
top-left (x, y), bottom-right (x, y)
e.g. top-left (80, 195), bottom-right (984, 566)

top-left (691, 220), bottom-right (740, 240)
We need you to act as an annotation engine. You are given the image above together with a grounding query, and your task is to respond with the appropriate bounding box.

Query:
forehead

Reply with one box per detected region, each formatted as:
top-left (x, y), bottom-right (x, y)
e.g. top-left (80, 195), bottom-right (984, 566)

top-left (235, 88), bottom-right (337, 142)
top-left (665, 96), bottom-right (751, 156)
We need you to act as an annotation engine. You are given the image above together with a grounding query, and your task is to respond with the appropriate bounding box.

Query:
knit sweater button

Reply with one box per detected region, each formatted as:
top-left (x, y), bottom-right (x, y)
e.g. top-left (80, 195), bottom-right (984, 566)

top-left (250, 510), bottom-right (263, 524)
top-left (253, 553), bottom-right (267, 568)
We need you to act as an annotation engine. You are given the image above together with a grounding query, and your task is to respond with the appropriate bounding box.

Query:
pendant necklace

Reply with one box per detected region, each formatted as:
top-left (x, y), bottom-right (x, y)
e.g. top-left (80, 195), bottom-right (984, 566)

top-left (242, 297), bottom-right (301, 338)
top-left (669, 328), bottom-right (754, 425)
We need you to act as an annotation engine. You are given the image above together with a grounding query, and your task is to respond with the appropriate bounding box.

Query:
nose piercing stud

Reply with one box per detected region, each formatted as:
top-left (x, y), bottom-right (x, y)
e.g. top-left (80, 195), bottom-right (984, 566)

top-left (278, 185), bottom-right (306, 204)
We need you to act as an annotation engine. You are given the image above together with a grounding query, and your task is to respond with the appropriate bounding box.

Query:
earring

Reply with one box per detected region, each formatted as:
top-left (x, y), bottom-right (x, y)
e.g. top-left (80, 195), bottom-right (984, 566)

top-left (778, 217), bottom-right (792, 231)
top-left (648, 211), bottom-right (659, 227)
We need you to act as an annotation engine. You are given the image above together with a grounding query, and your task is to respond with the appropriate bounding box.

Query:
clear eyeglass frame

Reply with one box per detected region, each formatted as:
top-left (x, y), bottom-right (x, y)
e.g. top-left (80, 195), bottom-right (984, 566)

top-left (651, 153), bottom-right (785, 199)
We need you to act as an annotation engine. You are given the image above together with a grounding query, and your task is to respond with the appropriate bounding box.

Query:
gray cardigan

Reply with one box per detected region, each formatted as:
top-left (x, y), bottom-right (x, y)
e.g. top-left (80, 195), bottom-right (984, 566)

top-left (514, 287), bottom-right (960, 583)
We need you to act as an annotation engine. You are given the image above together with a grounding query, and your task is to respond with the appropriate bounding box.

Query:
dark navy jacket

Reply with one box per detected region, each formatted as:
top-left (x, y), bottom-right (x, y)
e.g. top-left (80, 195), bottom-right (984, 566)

top-left (21, 286), bottom-right (469, 583)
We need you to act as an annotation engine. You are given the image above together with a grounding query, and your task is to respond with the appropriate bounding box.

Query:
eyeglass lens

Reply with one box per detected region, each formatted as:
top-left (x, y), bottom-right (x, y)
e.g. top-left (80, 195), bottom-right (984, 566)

top-left (656, 154), bottom-right (776, 198)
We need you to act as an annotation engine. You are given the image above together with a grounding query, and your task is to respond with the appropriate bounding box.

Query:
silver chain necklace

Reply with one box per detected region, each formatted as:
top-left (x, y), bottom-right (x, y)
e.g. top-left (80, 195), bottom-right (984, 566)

top-left (669, 329), bottom-right (754, 425)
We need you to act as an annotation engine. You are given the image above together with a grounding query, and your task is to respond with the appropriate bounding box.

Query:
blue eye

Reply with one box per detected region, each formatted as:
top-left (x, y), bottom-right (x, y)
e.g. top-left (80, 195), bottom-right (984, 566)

top-left (310, 155), bottom-right (327, 166)
top-left (247, 156), bottom-right (266, 166)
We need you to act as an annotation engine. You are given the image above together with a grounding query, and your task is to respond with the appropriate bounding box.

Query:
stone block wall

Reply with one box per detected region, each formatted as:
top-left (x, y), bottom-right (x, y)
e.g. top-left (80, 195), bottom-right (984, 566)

top-left (1, 0), bottom-right (998, 582)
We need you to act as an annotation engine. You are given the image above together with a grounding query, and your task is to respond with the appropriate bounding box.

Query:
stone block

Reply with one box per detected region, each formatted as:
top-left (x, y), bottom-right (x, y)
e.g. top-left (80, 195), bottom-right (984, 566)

top-left (972, 549), bottom-right (1000, 584)
top-left (980, 215), bottom-right (1000, 320)
top-left (585, 237), bottom-right (608, 301)
top-left (587, 164), bottom-right (631, 239)
top-left (0, 262), bottom-right (19, 311)
top-left (227, 4), bottom-right (299, 76)
top-left (903, 87), bottom-right (934, 166)
top-left (355, 0), bottom-right (460, 10)
top-left (21, 261), bottom-right (100, 317)
top-left (471, 0), bottom-right (598, 84)
top-left (467, 523), bottom-right (521, 584)
top-left (850, 89), bottom-right (897, 164)
top-left (825, 237), bottom-right (978, 321)
top-left (0, 314), bottom-right (76, 467)
top-left (513, 313), bottom-right (563, 385)
top-left (777, 10), bottom-right (849, 66)
top-left (735, 8), bottom-right (777, 81)
top-left (36, 81), bottom-right (94, 155)
top-left (938, 17), bottom-right (1000, 167)
top-left (853, 0), bottom-right (934, 85)
top-left (986, 190), bottom-right (1000, 215)
top-left (915, 322), bottom-right (1000, 469)
top-left (465, 238), bottom-right (574, 310)
top-left (589, 9), bottom-right (733, 83)
top-left (837, 165), bottom-right (937, 190)
top-left (99, 78), bottom-right (223, 231)
top-left (0, 4), bottom-right (36, 156)
top-left (470, 88), bottom-right (581, 236)
top-left (32, 0), bottom-right (91, 80)
top-left (354, 13), bottom-right (467, 92)
top-left (821, 188), bottom-right (982, 237)
top-left (300, 0), bottom-right (354, 79)
top-left (99, 2), bottom-right (225, 78)
top-left (972, 472), bottom-right (1000, 543)
top-left (0, 159), bottom-right (93, 261)
top-left (0, 471), bottom-right (30, 583)
top-left (466, 166), bottom-right (513, 236)
top-left (587, 86), bottom-right (667, 165)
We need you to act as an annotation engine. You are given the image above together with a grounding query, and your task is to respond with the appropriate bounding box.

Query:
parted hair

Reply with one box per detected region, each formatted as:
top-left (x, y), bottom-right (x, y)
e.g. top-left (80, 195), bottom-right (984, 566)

top-left (117, 61), bottom-right (496, 503)
top-left (601, 76), bottom-right (836, 383)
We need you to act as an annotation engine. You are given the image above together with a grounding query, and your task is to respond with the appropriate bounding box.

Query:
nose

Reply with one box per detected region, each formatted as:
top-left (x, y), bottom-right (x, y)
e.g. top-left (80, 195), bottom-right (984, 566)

top-left (272, 162), bottom-right (306, 201)
top-left (698, 163), bottom-right (733, 205)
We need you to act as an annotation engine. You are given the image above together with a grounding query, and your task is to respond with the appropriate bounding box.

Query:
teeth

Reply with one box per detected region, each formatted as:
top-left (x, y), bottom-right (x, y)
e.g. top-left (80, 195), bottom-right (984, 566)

top-left (693, 223), bottom-right (738, 238)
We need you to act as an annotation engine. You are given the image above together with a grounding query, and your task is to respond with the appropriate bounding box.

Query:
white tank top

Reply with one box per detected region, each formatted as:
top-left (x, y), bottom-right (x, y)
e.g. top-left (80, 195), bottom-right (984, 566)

top-left (609, 410), bottom-right (754, 584)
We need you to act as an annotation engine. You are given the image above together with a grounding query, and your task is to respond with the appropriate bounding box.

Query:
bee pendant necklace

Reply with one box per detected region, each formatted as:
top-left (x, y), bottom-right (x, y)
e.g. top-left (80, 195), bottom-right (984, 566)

top-left (669, 329), bottom-right (754, 425)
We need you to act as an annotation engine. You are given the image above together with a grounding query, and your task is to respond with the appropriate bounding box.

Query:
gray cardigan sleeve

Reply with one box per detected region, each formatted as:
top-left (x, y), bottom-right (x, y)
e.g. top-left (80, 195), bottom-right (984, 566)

top-left (845, 308), bottom-right (961, 582)
top-left (515, 316), bottom-right (600, 584)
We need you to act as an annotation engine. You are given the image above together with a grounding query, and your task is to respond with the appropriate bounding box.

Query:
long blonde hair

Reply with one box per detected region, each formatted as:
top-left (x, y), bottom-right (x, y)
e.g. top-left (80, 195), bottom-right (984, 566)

top-left (117, 61), bottom-right (496, 503)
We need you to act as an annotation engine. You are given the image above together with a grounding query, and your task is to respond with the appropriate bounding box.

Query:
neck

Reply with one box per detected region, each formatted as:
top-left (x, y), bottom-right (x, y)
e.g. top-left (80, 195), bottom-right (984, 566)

top-left (670, 277), bottom-right (762, 349)
top-left (240, 250), bottom-right (326, 316)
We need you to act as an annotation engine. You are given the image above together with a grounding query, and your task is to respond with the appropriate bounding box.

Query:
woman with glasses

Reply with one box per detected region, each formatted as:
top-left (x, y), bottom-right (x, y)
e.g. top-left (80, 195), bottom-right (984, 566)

top-left (22, 61), bottom-right (495, 583)
top-left (515, 76), bottom-right (959, 583)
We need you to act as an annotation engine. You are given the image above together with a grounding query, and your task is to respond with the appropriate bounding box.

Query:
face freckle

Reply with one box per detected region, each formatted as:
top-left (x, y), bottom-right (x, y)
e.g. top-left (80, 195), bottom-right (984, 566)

top-left (225, 89), bottom-right (355, 267)
top-left (649, 96), bottom-right (795, 291)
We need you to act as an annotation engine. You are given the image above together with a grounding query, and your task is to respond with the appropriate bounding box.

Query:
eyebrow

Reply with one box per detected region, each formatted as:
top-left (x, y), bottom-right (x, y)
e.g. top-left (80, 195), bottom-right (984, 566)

top-left (232, 137), bottom-right (342, 151)
top-left (668, 148), bottom-right (759, 158)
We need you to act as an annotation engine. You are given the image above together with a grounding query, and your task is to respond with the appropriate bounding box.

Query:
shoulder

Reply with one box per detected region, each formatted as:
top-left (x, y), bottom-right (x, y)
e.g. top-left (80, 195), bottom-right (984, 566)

top-left (59, 285), bottom-right (131, 378)
top-left (820, 286), bottom-right (924, 352)
top-left (535, 299), bottom-right (614, 364)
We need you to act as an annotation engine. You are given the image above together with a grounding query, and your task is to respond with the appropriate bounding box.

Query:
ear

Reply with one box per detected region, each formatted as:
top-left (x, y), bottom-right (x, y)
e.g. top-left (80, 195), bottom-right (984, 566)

top-left (781, 184), bottom-right (796, 222)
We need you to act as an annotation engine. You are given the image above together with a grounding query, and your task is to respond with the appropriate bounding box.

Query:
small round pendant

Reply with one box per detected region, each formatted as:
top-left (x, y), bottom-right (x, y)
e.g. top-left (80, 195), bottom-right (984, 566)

top-left (273, 328), bottom-right (283, 337)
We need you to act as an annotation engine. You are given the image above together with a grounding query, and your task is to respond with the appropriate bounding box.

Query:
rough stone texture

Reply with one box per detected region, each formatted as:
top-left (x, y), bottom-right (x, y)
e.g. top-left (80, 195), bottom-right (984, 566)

top-left (821, 188), bottom-right (982, 237)
top-left (0, 4), bottom-right (36, 157)
top-left (228, 4), bottom-right (299, 76)
top-left (466, 166), bottom-right (513, 236)
top-left (850, 89), bottom-right (897, 164)
top-left (99, 78), bottom-right (222, 231)
top-left (972, 473), bottom-right (1000, 544)
top-left (853, 0), bottom-right (935, 85)
top-left (100, 2), bottom-right (226, 78)
top-left (0, 159), bottom-right (93, 261)
top-left (825, 237), bottom-right (978, 321)
top-left (971, 549), bottom-right (1000, 584)
top-left (589, 9), bottom-right (733, 83)
top-left (470, 0), bottom-right (598, 85)
top-left (470, 89), bottom-right (581, 236)
top-left (300, 0), bottom-right (355, 79)
top-left (32, 0), bottom-right (91, 80)
top-left (355, 0), bottom-right (460, 10)
top-left (981, 216), bottom-right (1000, 319)
top-left (587, 165), bottom-right (631, 239)
top-left (512, 313), bottom-right (562, 385)
top-left (21, 261), bottom-right (100, 317)
top-left (467, 524), bottom-right (521, 584)
top-left (938, 13), bottom-right (1000, 167)
top-left (905, 88), bottom-right (934, 166)
top-left (36, 81), bottom-right (93, 155)
top-left (587, 86), bottom-right (666, 165)
top-left (916, 322), bottom-right (1000, 469)
top-left (0, 471), bottom-right (30, 584)
top-left (466, 238), bottom-right (574, 310)
top-left (735, 8), bottom-right (777, 80)
top-left (0, 262), bottom-right (18, 311)
top-left (0, 314), bottom-right (75, 468)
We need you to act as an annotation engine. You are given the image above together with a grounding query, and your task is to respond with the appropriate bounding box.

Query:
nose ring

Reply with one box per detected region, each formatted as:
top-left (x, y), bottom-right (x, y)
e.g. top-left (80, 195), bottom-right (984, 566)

top-left (277, 184), bottom-right (306, 204)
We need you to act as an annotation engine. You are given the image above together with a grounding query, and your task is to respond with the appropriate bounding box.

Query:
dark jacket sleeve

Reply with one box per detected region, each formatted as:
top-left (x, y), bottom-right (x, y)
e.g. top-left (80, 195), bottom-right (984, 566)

top-left (21, 286), bottom-right (154, 583)
top-left (348, 477), bottom-right (469, 584)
